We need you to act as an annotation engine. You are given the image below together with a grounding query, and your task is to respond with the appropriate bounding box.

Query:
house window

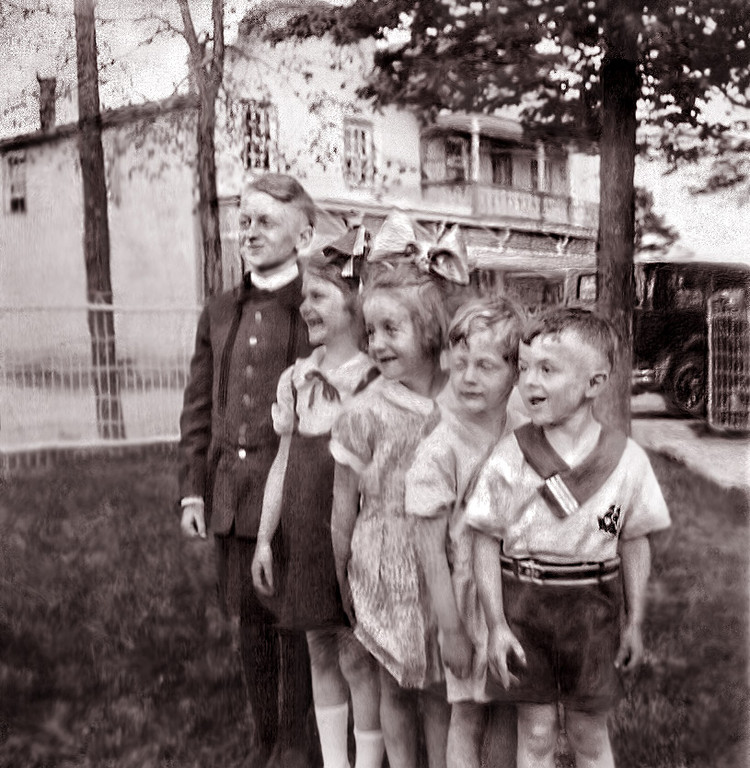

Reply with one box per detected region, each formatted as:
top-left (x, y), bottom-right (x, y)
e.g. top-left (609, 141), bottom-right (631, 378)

top-left (343, 120), bottom-right (374, 188)
top-left (491, 151), bottom-right (513, 187)
top-left (445, 137), bottom-right (467, 182)
top-left (5, 153), bottom-right (27, 213)
top-left (243, 102), bottom-right (277, 171)
top-left (545, 158), bottom-right (568, 195)
top-left (530, 158), bottom-right (539, 191)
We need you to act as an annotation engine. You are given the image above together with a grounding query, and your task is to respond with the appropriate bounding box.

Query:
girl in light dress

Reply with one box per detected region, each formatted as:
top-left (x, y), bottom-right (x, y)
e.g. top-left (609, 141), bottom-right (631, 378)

top-left (251, 248), bottom-right (384, 768)
top-left (406, 298), bottom-right (526, 768)
top-left (329, 259), bottom-right (460, 768)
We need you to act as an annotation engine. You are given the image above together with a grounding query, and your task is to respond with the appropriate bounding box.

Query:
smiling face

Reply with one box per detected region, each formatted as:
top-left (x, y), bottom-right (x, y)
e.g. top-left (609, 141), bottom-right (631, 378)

top-left (239, 189), bottom-right (312, 275)
top-left (300, 272), bottom-right (352, 347)
top-left (363, 291), bottom-right (430, 387)
top-left (448, 328), bottom-right (516, 419)
top-left (518, 329), bottom-right (609, 428)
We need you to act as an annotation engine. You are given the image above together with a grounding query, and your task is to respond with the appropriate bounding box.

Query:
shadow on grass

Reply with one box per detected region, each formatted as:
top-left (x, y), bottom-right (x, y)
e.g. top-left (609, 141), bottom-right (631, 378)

top-left (0, 450), bottom-right (747, 768)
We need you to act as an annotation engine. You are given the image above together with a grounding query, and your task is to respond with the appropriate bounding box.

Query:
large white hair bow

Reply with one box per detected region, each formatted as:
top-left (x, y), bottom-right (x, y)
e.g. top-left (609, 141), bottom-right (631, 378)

top-left (368, 210), bottom-right (470, 286)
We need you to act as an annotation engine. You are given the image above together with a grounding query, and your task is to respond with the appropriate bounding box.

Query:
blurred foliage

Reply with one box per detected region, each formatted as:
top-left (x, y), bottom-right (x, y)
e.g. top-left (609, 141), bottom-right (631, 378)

top-left (264, 0), bottom-right (750, 172)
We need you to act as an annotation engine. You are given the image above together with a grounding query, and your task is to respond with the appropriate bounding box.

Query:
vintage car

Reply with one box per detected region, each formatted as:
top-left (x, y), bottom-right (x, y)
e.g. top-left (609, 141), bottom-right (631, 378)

top-left (632, 259), bottom-right (750, 417)
top-left (471, 259), bottom-right (750, 420)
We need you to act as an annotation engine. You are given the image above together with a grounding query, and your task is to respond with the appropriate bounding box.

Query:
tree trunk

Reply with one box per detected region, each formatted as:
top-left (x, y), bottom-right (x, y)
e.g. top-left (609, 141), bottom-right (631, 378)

top-left (197, 95), bottom-right (223, 297)
top-left (596, 9), bottom-right (640, 433)
top-left (177, 0), bottom-right (225, 298)
top-left (74, 0), bottom-right (125, 439)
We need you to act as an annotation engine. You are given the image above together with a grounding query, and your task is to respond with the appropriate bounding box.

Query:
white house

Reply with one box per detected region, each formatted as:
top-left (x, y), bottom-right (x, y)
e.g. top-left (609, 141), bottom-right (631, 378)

top-left (214, 32), bottom-right (600, 301)
top-left (1, 30), bottom-right (601, 310)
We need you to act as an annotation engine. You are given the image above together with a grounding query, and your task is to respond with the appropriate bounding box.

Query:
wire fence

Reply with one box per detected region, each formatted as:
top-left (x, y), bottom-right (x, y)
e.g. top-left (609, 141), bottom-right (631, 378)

top-left (0, 305), bottom-right (202, 456)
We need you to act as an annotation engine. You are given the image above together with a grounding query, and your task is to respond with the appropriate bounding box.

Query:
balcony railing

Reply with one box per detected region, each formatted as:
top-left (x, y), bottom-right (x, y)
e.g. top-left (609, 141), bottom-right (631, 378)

top-left (421, 181), bottom-right (598, 230)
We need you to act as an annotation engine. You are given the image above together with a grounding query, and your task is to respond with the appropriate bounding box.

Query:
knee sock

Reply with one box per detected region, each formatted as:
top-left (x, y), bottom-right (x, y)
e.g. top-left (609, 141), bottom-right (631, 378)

top-left (354, 727), bottom-right (385, 768)
top-left (315, 703), bottom-right (351, 768)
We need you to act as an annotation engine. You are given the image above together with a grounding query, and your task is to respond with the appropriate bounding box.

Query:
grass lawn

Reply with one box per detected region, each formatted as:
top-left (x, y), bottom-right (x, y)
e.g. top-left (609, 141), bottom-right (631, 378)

top-left (0, 448), bottom-right (747, 768)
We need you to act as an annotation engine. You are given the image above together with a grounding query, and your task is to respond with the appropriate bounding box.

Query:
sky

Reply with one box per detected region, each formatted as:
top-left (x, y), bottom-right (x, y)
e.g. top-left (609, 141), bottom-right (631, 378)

top-left (0, 0), bottom-right (224, 134)
top-left (0, 0), bottom-right (748, 264)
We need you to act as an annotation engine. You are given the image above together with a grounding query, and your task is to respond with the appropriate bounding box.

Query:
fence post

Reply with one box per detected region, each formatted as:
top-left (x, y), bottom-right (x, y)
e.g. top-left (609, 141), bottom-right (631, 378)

top-left (88, 303), bottom-right (126, 439)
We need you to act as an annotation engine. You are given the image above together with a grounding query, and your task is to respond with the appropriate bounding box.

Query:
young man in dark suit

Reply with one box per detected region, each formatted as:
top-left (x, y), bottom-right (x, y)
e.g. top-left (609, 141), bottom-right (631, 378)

top-left (178, 173), bottom-right (316, 768)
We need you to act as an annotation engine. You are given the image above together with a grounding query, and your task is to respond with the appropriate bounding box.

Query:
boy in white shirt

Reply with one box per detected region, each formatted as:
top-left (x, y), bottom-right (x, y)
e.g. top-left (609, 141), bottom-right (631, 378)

top-left (465, 308), bottom-right (670, 768)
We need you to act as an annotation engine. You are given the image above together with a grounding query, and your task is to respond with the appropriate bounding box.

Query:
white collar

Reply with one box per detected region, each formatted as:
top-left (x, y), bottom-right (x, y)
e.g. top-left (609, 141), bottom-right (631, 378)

top-left (297, 347), bottom-right (372, 376)
top-left (248, 260), bottom-right (299, 291)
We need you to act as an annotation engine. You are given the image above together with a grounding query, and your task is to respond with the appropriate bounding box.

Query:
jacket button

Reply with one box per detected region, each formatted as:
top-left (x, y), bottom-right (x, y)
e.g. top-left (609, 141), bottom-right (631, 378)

top-left (245, 365), bottom-right (254, 378)
top-left (255, 311), bottom-right (262, 323)
top-left (242, 394), bottom-right (251, 407)
top-left (238, 449), bottom-right (247, 460)
top-left (248, 336), bottom-right (258, 347)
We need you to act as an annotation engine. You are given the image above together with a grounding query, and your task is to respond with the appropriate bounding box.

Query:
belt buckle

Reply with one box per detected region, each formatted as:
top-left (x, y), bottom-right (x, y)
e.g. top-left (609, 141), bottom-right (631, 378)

top-left (520, 559), bottom-right (544, 583)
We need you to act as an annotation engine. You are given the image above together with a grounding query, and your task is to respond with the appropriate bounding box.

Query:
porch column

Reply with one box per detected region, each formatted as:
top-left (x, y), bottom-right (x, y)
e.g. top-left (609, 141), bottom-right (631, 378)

top-left (535, 141), bottom-right (546, 191)
top-left (470, 118), bottom-right (481, 183)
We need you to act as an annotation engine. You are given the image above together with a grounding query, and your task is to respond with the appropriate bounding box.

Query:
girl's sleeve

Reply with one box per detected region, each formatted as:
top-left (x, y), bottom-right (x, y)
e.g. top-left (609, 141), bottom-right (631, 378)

top-left (619, 442), bottom-right (671, 540)
top-left (330, 403), bottom-right (374, 475)
top-left (405, 433), bottom-right (456, 519)
top-left (271, 364), bottom-right (296, 436)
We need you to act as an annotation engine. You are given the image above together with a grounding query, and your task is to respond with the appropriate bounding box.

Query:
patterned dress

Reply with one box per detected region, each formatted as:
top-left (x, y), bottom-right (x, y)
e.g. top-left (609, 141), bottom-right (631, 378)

top-left (330, 376), bottom-right (443, 689)
top-left (271, 347), bottom-right (377, 630)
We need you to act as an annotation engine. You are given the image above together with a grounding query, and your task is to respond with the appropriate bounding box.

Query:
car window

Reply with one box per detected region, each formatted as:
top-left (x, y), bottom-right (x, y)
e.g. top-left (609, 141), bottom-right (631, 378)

top-left (673, 272), bottom-right (705, 309)
top-left (634, 266), bottom-right (646, 307)
top-left (577, 273), bottom-right (597, 303)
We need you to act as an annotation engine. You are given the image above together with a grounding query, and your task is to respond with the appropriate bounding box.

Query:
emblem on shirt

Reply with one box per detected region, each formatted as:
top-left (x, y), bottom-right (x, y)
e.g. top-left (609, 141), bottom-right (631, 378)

top-left (598, 504), bottom-right (621, 537)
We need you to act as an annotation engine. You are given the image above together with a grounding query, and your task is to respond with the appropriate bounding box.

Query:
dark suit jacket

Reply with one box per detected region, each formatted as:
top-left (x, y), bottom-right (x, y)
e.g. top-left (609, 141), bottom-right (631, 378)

top-left (178, 275), bottom-right (312, 537)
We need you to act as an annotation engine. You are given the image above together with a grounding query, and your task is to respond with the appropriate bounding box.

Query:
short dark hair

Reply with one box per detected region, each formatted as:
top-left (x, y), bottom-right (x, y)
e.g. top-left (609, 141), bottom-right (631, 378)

top-left (243, 173), bottom-right (317, 226)
top-left (449, 296), bottom-right (525, 369)
top-left (522, 307), bottom-right (618, 370)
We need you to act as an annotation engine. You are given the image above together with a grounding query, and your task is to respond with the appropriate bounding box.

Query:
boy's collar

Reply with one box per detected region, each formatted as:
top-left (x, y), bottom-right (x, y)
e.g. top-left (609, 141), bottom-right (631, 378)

top-left (515, 422), bottom-right (627, 518)
top-left (246, 260), bottom-right (299, 291)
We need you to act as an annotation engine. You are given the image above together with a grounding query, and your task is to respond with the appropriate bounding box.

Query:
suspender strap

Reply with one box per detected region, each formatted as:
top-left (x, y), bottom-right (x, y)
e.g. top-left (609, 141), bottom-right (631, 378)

top-left (514, 423), bottom-right (627, 518)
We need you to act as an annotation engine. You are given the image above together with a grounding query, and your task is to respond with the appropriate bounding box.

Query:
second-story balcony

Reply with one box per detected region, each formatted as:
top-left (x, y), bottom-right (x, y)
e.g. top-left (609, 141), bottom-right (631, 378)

top-left (420, 113), bottom-right (599, 234)
top-left (421, 179), bottom-right (599, 232)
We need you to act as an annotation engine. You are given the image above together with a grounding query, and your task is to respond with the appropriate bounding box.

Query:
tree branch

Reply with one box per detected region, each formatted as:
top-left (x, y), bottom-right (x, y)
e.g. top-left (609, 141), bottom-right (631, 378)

top-left (209, 0), bottom-right (225, 92)
top-left (176, 0), bottom-right (203, 79)
top-left (130, 11), bottom-right (186, 39)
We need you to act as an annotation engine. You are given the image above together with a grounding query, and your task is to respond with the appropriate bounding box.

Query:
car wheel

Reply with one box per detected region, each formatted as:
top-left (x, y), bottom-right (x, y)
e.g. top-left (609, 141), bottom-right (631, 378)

top-left (668, 353), bottom-right (706, 417)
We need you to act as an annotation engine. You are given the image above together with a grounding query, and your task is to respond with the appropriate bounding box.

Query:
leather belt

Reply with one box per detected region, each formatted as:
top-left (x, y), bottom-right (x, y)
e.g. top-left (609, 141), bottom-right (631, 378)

top-left (500, 554), bottom-right (620, 586)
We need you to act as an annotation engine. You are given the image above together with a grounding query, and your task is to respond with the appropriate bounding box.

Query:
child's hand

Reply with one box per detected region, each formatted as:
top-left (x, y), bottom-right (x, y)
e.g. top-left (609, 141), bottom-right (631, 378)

top-left (615, 621), bottom-right (644, 673)
top-left (251, 541), bottom-right (274, 596)
top-left (180, 501), bottom-right (207, 539)
top-left (439, 625), bottom-right (474, 679)
top-left (487, 623), bottom-right (526, 690)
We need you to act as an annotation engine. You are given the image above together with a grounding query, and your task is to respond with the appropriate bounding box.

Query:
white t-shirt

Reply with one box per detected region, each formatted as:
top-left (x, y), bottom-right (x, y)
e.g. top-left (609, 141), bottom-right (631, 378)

top-left (464, 433), bottom-right (671, 563)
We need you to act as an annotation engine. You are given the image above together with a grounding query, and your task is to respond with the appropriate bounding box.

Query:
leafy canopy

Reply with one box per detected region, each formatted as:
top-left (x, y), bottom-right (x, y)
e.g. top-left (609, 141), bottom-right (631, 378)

top-left (273, 0), bottom-right (750, 162)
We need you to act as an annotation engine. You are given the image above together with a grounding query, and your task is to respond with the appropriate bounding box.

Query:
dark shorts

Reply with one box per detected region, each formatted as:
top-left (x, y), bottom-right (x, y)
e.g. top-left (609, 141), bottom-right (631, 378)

top-left (486, 571), bottom-right (624, 713)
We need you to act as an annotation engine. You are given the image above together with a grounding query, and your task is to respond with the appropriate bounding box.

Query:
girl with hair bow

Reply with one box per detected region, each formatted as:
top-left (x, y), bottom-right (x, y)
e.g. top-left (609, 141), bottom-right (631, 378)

top-left (329, 211), bottom-right (472, 768)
